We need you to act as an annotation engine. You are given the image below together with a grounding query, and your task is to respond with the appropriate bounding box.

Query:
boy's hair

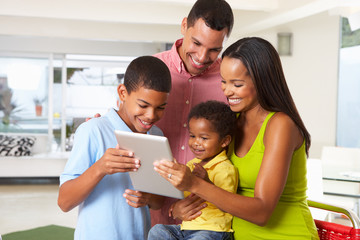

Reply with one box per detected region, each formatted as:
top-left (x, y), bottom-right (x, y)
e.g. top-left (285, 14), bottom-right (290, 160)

top-left (187, 0), bottom-right (234, 37)
top-left (188, 100), bottom-right (236, 139)
top-left (124, 56), bottom-right (171, 94)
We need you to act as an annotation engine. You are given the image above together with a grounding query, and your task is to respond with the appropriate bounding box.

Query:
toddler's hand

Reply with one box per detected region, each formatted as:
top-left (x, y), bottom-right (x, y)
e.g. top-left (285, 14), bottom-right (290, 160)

top-left (192, 163), bottom-right (211, 183)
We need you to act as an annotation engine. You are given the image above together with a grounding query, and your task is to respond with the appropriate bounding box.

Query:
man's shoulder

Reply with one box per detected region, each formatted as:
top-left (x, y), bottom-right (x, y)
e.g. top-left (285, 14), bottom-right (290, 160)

top-left (154, 49), bottom-right (173, 66)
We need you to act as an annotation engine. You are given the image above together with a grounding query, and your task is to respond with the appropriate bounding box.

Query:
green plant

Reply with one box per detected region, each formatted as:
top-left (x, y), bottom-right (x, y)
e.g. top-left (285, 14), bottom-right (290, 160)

top-left (33, 96), bottom-right (46, 105)
top-left (0, 88), bottom-right (21, 125)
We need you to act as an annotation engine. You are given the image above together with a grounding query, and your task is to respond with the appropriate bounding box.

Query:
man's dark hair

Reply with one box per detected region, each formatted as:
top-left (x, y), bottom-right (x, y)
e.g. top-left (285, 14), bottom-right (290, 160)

top-left (124, 56), bottom-right (171, 94)
top-left (187, 0), bottom-right (234, 37)
top-left (188, 100), bottom-right (236, 139)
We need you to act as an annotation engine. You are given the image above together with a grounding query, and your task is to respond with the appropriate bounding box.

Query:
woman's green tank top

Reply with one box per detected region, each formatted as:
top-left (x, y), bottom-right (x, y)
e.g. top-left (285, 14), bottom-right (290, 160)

top-left (229, 112), bottom-right (319, 240)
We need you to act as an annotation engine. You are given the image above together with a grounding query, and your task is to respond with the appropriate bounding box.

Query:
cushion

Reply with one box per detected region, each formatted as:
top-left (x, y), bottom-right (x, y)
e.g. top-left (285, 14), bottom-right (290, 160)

top-left (0, 135), bottom-right (36, 156)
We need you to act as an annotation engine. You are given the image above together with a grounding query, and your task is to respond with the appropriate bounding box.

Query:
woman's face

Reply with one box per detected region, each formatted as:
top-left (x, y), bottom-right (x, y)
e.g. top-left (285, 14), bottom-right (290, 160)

top-left (220, 56), bottom-right (259, 113)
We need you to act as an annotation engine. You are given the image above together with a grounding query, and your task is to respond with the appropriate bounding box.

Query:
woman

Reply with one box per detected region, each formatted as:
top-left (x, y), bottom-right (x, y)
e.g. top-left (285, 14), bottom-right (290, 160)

top-left (153, 37), bottom-right (319, 239)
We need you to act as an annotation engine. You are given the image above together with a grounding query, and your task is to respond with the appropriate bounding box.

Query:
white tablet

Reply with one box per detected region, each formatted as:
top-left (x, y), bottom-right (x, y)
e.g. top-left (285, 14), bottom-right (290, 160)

top-left (114, 130), bottom-right (184, 199)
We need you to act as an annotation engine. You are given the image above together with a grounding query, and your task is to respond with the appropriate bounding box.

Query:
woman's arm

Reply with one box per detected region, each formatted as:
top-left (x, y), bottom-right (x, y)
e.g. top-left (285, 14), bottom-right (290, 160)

top-left (154, 113), bottom-right (303, 226)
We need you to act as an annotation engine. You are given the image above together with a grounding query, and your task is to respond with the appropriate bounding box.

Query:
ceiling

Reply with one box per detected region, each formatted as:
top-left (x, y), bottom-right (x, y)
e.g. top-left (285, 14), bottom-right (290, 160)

top-left (0, 0), bottom-right (359, 43)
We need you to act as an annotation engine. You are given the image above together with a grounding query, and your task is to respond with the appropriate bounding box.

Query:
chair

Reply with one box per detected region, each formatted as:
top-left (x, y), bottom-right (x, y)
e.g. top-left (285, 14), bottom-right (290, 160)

top-left (308, 199), bottom-right (360, 239)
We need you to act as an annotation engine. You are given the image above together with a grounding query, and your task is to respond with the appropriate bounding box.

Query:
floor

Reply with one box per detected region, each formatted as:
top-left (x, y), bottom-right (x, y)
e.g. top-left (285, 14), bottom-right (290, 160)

top-left (0, 181), bottom-right (355, 238)
top-left (0, 183), bottom-right (77, 236)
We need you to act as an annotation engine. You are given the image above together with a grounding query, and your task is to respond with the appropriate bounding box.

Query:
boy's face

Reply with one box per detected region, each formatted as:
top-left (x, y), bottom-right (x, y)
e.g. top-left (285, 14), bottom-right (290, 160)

top-left (188, 118), bottom-right (229, 161)
top-left (117, 84), bottom-right (168, 133)
top-left (178, 17), bottom-right (228, 76)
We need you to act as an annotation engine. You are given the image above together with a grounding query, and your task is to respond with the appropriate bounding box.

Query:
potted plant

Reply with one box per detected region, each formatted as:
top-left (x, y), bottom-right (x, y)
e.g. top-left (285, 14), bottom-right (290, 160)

top-left (33, 96), bottom-right (46, 117)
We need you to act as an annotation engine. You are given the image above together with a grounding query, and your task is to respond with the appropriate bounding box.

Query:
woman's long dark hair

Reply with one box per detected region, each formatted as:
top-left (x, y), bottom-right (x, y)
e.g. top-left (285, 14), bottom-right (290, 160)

top-left (222, 37), bottom-right (311, 156)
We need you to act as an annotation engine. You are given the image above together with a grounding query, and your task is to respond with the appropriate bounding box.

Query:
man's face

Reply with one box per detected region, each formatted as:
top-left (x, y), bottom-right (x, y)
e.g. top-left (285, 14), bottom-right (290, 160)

top-left (178, 18), bottom-right (228, 76)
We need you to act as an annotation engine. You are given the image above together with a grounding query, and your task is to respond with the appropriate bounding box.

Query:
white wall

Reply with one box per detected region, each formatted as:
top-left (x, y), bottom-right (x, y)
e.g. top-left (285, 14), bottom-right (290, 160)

top-left (0, 11), bottom-right (341, 158)
top-left (241, 12), bottom-right (340, 158)
top-left (0, 35), bottom-right (169, 56)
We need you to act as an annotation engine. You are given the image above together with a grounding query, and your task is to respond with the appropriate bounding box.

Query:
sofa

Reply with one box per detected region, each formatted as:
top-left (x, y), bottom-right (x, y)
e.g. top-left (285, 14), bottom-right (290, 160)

top-left (0, 133), bottom-right (69, 177)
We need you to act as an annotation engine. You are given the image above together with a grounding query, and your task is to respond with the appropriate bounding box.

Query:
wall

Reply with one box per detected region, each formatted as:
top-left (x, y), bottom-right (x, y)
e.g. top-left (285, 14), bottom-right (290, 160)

top-left (233, 12), bottom-right (340, 158)
top-left (0, 11), bottom-right (341, 158)
top-left (0, 35), bottom-right (169, 56)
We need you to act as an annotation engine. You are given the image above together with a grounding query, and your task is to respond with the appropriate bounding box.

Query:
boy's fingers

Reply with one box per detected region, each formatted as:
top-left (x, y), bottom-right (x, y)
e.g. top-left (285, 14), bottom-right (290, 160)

top-left (115, 148), bottom-right (134, 157)
top-left (113, 162), bottom-right (140, 171)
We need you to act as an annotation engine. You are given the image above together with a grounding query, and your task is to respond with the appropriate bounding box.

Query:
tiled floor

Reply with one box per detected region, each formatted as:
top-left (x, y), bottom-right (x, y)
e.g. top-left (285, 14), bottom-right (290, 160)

top-left (0, 184), bottom-right (77, 235)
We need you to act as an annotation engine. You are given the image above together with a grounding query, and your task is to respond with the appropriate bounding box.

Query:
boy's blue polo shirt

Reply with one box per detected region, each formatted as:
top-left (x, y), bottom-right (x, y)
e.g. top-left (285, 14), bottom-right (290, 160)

top-left (60, 109), bottom-right (162, 240)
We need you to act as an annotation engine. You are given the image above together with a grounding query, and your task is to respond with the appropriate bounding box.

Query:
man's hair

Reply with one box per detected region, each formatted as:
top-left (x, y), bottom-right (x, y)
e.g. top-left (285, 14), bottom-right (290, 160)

top-left (124, 56), bottom-right (171, 94)
top-left (188, 100), bottom-right (236, 139)
top-left (187, 0), bottom-right (234, 37)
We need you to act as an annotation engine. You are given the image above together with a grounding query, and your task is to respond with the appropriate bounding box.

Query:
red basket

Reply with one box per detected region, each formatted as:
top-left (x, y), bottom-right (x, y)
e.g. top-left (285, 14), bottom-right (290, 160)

top-left (315, 219), bottom-right (360, 240)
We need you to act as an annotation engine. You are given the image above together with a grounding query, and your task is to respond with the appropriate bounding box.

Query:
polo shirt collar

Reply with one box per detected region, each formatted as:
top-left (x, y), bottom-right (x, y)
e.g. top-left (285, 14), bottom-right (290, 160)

top-left (106, 108), bottom-right (132, 132)
top-left (192, 150), bottom-right (228, 169)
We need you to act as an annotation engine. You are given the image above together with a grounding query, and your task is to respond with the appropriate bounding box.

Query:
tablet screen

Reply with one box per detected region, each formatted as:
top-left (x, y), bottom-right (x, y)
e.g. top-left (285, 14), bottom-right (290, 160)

top-left (115, 130), bottom-right (184, 199)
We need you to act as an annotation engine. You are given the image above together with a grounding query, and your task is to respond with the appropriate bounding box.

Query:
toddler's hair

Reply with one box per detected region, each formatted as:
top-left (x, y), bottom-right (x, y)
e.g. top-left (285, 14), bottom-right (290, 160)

top-left (188, 100), bottom-right (236, 139)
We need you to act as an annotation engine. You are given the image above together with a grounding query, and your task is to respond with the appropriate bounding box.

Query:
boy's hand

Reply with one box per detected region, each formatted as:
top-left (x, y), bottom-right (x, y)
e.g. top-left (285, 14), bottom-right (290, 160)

top-left (97, 144), bottom-right (140, 175)
top-left (123, 189), bottom-right (151, 208)
top-left (192, 163), bottom-right (211, 183)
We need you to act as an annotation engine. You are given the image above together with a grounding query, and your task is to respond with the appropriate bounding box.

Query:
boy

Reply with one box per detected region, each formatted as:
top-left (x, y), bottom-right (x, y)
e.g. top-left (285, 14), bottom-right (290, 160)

top-left (58, 56), bottom-right (171, 240)
top-left (148, 100), bottom-right (238, 240)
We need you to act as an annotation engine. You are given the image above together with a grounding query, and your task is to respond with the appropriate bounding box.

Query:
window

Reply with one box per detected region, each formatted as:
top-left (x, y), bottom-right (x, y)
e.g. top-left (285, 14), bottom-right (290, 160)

top-left (0, 56), bottom-right (49, 133)
top-left (337, 17), bottom-right (360, 147)
top-left (0, 53), bottom-right (133, 151)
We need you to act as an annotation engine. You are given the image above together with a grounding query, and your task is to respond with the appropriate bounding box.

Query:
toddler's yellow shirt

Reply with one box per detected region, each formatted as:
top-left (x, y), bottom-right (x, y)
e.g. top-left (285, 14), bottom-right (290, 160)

top-left (181, 150), bottom-right (238, 232)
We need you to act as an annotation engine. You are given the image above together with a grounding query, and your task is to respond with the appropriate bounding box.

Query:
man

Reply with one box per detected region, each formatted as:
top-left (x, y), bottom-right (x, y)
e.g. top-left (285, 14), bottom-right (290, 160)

top-left (152, 0), bottom-right (234, 226)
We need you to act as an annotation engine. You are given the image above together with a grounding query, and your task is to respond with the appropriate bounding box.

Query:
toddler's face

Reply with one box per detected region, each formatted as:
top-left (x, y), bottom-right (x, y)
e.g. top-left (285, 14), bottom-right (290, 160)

top-left (188, 118), bottom-right (225, 161)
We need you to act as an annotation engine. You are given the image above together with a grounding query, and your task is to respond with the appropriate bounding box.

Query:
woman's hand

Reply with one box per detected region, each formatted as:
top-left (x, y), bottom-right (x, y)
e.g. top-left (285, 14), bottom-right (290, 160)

top-left (153, 159), bottom-right (194, 192)
top-left (170, 194), bottom-right (207, 221)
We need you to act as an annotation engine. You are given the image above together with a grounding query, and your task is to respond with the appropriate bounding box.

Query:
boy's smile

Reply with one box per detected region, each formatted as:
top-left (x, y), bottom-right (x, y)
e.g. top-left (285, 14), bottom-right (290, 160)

top-left (117, 85), bottom-right (168, 133)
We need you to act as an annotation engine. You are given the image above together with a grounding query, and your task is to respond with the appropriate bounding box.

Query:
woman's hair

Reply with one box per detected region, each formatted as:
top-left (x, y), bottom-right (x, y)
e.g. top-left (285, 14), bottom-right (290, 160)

top-left (188, 100), bottom-right (236, 139)
top-left (222, 37), bottom-right (311, 155)
top-left (124, 56), bottom-right (171, 94)
top-left (187, 0), bottom-right (234, 37)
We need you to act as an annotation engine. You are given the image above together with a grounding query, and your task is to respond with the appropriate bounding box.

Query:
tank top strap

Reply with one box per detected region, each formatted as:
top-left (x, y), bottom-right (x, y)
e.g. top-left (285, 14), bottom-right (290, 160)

top-left (228, 112), bottom-right (276, 160)
top-left (257, 112), bottom-right (276, 141)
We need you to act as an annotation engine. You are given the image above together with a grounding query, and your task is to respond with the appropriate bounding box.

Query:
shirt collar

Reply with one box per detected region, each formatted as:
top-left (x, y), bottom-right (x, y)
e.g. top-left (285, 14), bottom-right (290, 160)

top-left (106, 108), bottom-right (132, 132)
top-left (191, 150), bottom-right (229, 169)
